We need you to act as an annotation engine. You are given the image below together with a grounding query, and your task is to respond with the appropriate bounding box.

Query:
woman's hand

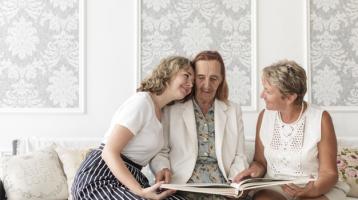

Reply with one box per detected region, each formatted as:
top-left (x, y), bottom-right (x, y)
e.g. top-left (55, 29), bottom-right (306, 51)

top-left (281, 181), bottom-right (316, 199)
top-left (155, 168), bottom-right (172, 183)
top-left (139, 181), bottom-right (176, 200)
top-left (232, 161), bottom-right (266, 183)
top-left (233, 110), bottom-right (267, 183)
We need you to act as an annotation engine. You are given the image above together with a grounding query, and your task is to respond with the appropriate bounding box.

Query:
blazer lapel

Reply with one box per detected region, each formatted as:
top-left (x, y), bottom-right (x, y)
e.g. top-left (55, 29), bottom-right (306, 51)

top-left (214, 100), bottom-right (228, 179)
top-left (182, 100), bottom-right (198, 153)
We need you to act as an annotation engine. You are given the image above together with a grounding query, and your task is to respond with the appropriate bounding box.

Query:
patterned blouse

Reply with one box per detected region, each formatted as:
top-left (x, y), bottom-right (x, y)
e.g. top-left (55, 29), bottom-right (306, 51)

top-left (179, 100), bottom-right (251, 200)
top-left (181, 100), bottom-right (227, 200)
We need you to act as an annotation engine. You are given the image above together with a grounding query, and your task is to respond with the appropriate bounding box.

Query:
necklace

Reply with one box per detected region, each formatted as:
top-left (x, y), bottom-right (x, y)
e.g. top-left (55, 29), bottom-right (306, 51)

top-left (278, 102), bottom-right (305, 137)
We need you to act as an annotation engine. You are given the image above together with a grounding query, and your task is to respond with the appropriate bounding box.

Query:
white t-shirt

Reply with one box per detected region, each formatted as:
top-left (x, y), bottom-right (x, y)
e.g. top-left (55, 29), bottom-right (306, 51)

top-left (102, 92), bottom-right (164, 166)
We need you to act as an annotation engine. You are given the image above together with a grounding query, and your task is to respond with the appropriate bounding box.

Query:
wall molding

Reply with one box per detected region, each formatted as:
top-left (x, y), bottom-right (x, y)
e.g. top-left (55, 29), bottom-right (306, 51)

top-left (137, 0), bottom-right (257, 111)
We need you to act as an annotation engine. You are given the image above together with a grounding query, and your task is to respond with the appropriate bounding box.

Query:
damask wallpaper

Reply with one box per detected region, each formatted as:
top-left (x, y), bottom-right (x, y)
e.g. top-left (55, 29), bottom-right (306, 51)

top-left (310, 0), bottom-right (358, 110)
top-left (140, 0), bottom-right (256, 110)
top-left (0, 0), bottom-right (83, 112)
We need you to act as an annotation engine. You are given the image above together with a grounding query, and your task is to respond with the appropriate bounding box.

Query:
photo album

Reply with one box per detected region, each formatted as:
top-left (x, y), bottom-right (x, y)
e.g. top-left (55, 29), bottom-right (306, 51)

top-left (160, 177), bottom-right (315, 198)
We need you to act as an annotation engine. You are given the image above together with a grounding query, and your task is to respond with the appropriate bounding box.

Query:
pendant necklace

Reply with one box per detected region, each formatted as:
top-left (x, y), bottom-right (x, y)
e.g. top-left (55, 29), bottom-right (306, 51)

top-left (278, 102), bottom-right (305, 137)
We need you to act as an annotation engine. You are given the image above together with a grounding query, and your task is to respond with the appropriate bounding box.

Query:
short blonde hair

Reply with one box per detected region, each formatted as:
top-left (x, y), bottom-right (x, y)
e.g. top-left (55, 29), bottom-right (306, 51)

top-left (137, 56), bottom-right (192, 95)
top-left (263, 60), bottom-right (307, 105)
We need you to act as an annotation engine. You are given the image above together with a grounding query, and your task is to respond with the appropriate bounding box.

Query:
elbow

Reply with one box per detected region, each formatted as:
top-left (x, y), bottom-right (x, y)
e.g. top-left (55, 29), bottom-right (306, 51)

top-left (319, 170), bottom-right (338, 186)
top-left (329, 168), bottom-right (339, 183)
top-left (101, 145), bottom-right (122, 166)
top-left (332, 171), bottom-right (338, 184)
top-left (101, 147), bottom-right (111, 164)
top-left (101, 150), bottom-right (107, 162)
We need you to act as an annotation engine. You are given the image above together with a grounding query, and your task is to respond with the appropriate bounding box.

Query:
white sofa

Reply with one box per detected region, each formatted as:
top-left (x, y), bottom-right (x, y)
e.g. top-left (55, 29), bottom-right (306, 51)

top-left (0, 137), bottom-right (357, 200)
top-left (0, 137), bottom-right (155, 200)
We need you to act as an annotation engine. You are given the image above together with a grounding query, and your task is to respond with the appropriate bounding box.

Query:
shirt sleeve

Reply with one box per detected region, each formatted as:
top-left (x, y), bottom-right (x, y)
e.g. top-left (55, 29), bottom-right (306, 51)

top-left (111, 94), bottom-right (152, 135)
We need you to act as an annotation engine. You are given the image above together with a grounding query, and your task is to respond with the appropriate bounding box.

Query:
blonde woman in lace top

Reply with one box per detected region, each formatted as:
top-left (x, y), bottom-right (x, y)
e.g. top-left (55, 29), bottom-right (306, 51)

top-left (235, 60), bottom-right (349, 200)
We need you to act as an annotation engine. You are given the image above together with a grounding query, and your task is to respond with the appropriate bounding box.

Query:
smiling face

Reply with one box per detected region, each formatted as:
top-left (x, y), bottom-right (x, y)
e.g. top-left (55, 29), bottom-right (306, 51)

top-left (167, 66), bottom-right (194, 100)
top-left (260, 77), bottom-right (287, 110)
top-left (194, 60), bottom-right (223, 103)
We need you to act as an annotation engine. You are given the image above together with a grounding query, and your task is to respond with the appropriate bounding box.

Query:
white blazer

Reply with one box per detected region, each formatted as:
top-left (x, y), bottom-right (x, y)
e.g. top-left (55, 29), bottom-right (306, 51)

top-left (150, 99), bottom-right (249, 183)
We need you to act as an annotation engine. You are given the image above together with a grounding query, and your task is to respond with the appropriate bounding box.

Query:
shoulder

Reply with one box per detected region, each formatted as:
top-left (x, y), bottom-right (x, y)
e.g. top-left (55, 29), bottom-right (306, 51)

top-left (214, 100), bottom-right (242, 117)
top-left (258, 109), bottom-right (265, 118)
top-left (306, 103), bottom-right (326, 119)
top-left (256, 109), bottom-right (266, 124)
top-left (168, 99), bottom-right (192, 109)
top-left (257, 109), bottom-right (277, 129)
top-left (219, 99), bottom-right (240, 111)
top-left (130, 92), bottom-right (150, 102)
top-left (129, 92), bottom-right (152, 107)
top-left (319, 108), bottom-right (332, 126)
top-left (226, 100), bottom-right (239, 107)
top-left (318, 109), bottom-right (336, 143)
top-left (109, 92), bottom-right (154, 131)
top-left (307, 103), bottom-right (323, 112)
top-left (307, 103), bottom-right (330, 117)
top-left (163, 98), bottom-right (192, 113)
top-left (117, 92), bottom-right (152, 114)
top-left (259, 108), bottom-right (275, 119)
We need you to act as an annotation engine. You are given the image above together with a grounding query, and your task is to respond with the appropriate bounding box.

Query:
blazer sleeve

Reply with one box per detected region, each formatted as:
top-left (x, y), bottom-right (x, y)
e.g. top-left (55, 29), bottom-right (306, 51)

top-left (228, 102), bottom-right (249, 180)
top-left (150, 106), bottom-right (171, 174)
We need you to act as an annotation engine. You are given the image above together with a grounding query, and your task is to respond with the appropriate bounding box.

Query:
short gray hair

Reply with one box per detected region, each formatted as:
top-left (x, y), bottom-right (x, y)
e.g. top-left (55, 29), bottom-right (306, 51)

top-left (262, 60), bottom-right (307, 105)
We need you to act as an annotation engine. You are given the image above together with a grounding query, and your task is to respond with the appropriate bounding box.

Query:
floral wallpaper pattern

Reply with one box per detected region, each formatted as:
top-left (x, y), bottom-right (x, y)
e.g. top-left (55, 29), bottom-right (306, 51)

top-left (0, 0), bottom-right (83, 111)
top-left (140, 0), bottom-right (255, 109)
top-left (310, 0), bottom-right (358, 109)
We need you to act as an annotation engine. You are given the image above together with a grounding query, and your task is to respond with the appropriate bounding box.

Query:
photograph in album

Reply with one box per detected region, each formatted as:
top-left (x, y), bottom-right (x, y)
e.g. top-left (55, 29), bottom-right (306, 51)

top-left (160, 177), bottom-right (316, 198)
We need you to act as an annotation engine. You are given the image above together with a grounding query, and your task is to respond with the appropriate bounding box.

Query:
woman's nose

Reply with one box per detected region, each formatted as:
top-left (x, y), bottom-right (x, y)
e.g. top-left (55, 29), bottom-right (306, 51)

top-left (203, 79), bottom-right (210, 88)
top-left (187, 81), bottom-right (193, 88)
top-left (260, 91), bottom-right (265, 99)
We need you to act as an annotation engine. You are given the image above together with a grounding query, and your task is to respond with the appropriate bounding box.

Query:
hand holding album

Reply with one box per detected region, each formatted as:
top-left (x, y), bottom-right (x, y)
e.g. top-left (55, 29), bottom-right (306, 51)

top-left (281, 179), bottom-right (315, 198)
top-left (232, 161), bottom-right (266, 183)
top-left (160, 177), bottom-right (316, 198)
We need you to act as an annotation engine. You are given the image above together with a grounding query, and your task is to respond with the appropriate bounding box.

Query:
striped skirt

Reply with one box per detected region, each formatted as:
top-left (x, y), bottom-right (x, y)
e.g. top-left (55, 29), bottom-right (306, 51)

top-left (72, 144), bottom-right (186, 200)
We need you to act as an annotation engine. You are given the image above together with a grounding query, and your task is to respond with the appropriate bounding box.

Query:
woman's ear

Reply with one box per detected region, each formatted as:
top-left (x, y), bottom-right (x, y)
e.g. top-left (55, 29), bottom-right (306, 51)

top-left (286, 93), bottom-right (298, 104)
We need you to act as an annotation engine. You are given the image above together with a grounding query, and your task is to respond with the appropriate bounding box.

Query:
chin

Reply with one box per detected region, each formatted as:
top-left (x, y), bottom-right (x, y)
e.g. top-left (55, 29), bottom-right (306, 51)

top-left (265, 106), bottom-right (278, 111)
top-left (177, 93), bottom-right (187, 99)
top-left (265, 105), bottom-right (274, 110)
top-left (200, 92), bottom-right (213, 98)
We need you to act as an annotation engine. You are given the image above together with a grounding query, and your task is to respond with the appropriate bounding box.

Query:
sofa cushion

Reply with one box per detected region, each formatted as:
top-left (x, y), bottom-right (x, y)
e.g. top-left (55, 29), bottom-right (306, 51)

top-left (0, 146), bottom-right (68, 200)
top-left (55, 146), bottom-right (92, 199)
top-left (337, 147), bottom-right (358, 197)
top-left (13, 137), bottom-right (100, 155)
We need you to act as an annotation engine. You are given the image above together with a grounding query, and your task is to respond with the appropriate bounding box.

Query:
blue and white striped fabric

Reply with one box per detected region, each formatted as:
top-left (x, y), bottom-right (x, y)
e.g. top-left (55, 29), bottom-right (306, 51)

top-left (72, 144), bottom-right (185, 200)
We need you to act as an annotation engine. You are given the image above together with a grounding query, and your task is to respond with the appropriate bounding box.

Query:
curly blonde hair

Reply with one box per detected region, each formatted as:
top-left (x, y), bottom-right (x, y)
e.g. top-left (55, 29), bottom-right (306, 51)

top-left (137, 56), bottom-right (192, 95)
top-left (263, 60), bottom-right (307, 105)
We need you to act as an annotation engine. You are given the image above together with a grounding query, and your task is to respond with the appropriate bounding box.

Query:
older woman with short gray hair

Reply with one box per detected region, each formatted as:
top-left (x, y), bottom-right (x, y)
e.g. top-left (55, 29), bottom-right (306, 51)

top-left (236, 60), bottom-right (349, 200)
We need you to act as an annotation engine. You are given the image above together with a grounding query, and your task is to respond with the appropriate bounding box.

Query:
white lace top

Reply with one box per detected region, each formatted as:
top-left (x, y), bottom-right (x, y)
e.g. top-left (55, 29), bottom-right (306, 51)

top-left (260, 104), bottom-right (322, 179)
